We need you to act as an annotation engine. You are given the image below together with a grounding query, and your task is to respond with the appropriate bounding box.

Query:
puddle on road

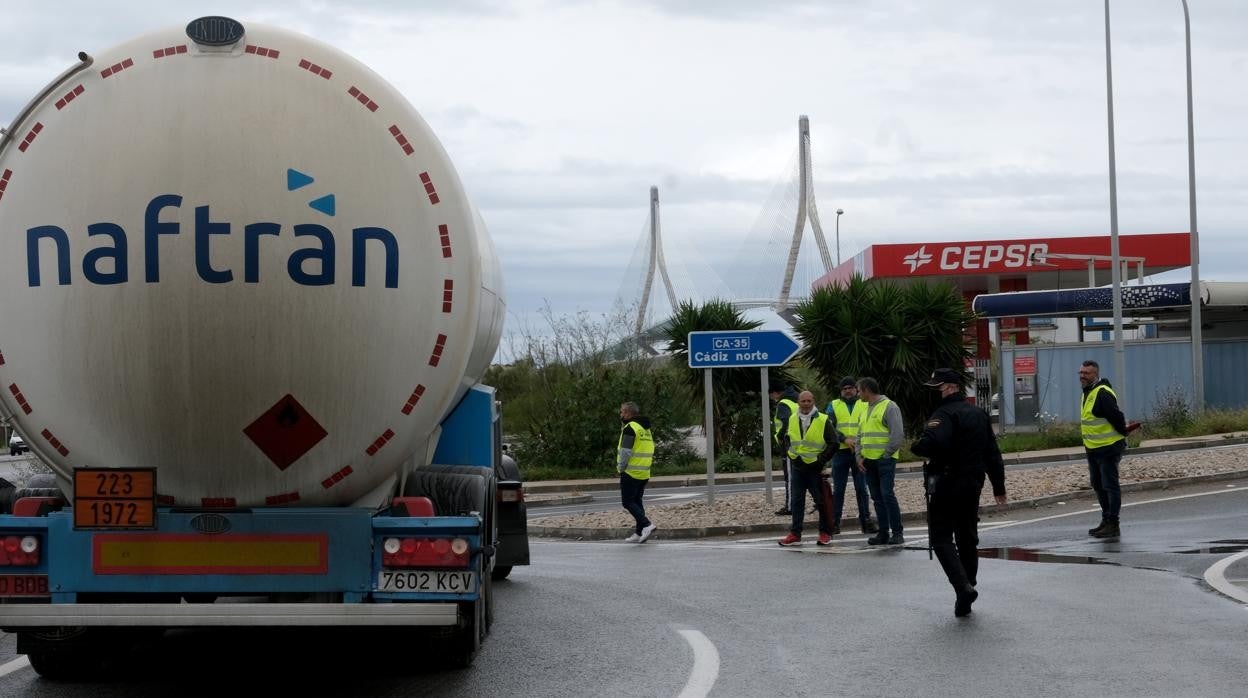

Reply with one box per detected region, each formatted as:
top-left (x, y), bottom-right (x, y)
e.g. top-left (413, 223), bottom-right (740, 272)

top-left (1172, 540), bottom-right (1248, 555)
top-left (977, 547), bottom-right (1118, 566)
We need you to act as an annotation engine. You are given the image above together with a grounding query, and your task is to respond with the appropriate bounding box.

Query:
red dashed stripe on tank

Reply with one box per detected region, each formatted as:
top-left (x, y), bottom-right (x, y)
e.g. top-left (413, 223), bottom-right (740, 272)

top-left (0, 169), bottom-right (10, 204)
top-left (388, 125), bottom-right (414, 155)
top-left (402, 385), bottom-right (426, 415)
top-left (8, 384), bottom-right (32, 414)
top-left (365, 429), bottom-right (396, 457)
top-left (428, 334), bottom-right (448, 367)
top-left (246, 45), bottom-right (281, 59)
top-left (321, 465), bottom-right (355, 489)
top-left (438, 224), bottom-right (452, 258)
top-left (40, 428), bottom-right (69, 457)
top-left (442, 279), bottom-right (454, 313)
top-left (54, 84), bottom-right (85, 110)
top-left (266, 491), bottom-right (301, 506)
top-left (152, 45), bottom-right (188, 59)
top-left (419, 172), bottom-right (440, 204)
top-left (297, 58), bottom-right (331, 78)
top-left (17, 123), bottom-right (43, 153)
top-left (347, 86), bottom-right (378, 112)
top-left (100, 58), bottom-right (134, 79)
top-left (201, 497), bottom-right (237, 508)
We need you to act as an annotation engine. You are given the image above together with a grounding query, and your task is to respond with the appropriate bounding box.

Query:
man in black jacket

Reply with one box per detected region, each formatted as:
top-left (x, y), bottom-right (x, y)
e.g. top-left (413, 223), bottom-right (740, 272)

top-left (1079, 360), bottom-right (1135, 539)
top-left (910, 368), bottom-right (1007, 618)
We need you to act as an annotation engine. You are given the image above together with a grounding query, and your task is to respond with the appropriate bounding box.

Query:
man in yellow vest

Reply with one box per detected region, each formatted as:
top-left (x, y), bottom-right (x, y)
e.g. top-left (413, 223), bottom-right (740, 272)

top-left (769, 383), bottom-right (800, 516)
top-left (850, 377), bottom-right (906, 545)
top-left (778, 391), bottom-right (840, 547)
top-left (825, 376), bottom-right (878, 535)
top-left (617, 401), bottom-right (657, 543)
top-left (1079, 360), bottom-right (1133, 539)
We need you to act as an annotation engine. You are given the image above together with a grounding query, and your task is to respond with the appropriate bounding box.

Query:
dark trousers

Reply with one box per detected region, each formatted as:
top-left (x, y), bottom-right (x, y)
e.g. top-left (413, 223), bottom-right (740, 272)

top-left (620, 474), bottom-right (651, 534)
top-left (864, 457), bottom-right (903, 535)
top-left (1087, 441), bottom-right (1125, 522)
top-left (929, 475), bottom-right (984, 590)
top-left (790, 463), bottom-right (832, 536)
top-left (830, 449), bottom-right (872, 524)
top-left (779, 456), bottom-right (791, 509)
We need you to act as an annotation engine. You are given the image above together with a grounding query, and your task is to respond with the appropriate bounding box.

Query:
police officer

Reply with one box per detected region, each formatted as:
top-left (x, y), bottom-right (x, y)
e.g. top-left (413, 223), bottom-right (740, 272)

top-left (910, 368), bottom-right (1007, 618)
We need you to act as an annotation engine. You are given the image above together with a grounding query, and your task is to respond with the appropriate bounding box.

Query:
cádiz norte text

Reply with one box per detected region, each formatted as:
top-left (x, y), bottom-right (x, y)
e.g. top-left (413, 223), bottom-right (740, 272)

top-left (694, 350), bottom-right (771, 362)
top-left (24, 195), bottom-right (400, 288)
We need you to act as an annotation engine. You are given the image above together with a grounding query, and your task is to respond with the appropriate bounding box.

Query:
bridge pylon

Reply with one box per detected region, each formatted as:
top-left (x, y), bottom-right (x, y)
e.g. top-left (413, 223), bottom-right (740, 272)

top-left (635, 185), bottom-right (679, 337)
top-left (776, 115), bottom-right (834, 312)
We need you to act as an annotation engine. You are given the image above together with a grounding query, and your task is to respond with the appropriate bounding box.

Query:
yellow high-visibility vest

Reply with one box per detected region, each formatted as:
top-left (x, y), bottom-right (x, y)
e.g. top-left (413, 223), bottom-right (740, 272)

top-left (858, 398), bottom-right (898, 459)
top-left (618, 421), bottom-right (654, 480)
top-left (772, 398), bottom-right (798, 442)
top-left (787, 411), bottom-right (830, 462)
top-left (1081, 385), bottom-right (1125, 449)
top-left (830, 399), bottom-right (865, 451)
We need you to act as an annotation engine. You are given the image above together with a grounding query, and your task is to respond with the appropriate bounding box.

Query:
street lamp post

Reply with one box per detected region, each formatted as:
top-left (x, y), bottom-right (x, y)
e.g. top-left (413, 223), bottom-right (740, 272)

top-left (1104, 0), bottom-right (1127, 412)
top-left (1182, 0), bottom-right (1204, 412)
top-left (835, 208), bottom-right (844, 266)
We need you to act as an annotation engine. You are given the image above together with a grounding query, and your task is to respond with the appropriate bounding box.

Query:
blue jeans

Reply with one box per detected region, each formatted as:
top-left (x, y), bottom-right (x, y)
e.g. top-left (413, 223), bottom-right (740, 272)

top-left (1086, 441), bottom-right (1125, 522)
top-left (864, 457), bottom-right (902, 535)
top-left (620, 474), bottom-right (651, 534)
top-left (831, 449), bottom-right (871, 524)
top-left (790, 463), bottom-right (832, 536)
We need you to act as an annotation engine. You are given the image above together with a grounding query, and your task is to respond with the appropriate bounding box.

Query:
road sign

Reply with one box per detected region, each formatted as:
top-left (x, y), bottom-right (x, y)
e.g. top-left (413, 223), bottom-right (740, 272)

top-left (687, 330), bottom-right (800, 368)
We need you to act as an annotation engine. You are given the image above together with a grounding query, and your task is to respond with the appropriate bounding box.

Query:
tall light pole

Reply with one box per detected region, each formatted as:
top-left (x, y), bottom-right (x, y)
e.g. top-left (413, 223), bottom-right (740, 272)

top-left (1182, 0), bottom-right (1204, 411)
top-left (835, 208), bottom-right (844, 266)
top-left (1104, 0), bottom-right (1127, 412)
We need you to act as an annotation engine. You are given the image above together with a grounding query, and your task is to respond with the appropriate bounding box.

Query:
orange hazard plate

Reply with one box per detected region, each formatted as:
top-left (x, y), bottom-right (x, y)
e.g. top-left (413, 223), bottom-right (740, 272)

top-left (73, 468), bottom-right (157, 530)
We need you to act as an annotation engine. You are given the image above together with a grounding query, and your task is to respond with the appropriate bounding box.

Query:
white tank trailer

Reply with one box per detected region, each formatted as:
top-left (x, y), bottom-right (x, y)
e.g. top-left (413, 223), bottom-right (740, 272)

top-left (0, 22), bottom-right (505, 507)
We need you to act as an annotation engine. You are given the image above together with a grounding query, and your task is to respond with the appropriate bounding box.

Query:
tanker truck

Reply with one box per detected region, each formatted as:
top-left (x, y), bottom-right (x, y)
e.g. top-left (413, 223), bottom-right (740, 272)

top-left (0, 16), bottom-right (521, 677)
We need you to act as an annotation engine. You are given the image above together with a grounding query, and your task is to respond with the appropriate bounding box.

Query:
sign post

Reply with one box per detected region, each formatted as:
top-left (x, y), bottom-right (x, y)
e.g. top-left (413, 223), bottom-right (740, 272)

top-left (688, 330), bottom-right (801, 506)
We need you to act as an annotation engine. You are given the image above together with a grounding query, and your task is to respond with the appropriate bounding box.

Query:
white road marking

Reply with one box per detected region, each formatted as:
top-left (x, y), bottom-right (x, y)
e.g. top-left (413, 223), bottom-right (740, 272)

top-left (987, 485), bottom-right (1248, 531)
top-left (0, 656), bottom-right (30, 678)
top-left (1203, 551), bottom-right (1248, 605)
top-left (674, 628), bottom-right (719, 698)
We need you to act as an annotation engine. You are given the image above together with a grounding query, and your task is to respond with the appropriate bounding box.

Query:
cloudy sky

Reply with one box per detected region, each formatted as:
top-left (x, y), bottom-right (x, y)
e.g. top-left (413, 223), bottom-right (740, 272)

top-left (3, 0), bottom-right (1244, 331)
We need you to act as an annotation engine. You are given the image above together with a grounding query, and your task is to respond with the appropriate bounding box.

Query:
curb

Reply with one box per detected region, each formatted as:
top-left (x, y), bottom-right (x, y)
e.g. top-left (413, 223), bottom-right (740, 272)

top-left (522, 434), bottom-right (1248, 496)
top-left (526, 494), bottom-right (593, 508)
top-left (529, 467), bottom-right (1248, 541)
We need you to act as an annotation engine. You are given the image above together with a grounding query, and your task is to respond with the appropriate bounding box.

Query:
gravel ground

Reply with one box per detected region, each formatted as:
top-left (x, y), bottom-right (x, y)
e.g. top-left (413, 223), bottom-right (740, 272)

top-left (531, 446), bottom-right (1248, 530)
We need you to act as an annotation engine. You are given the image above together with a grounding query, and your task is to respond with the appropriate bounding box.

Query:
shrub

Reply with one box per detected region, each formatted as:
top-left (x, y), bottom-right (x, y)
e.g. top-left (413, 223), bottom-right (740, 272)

top-left (716, 451), bottom-right (747, 473)
top-left (1149, 384), bottom-right (1193, 437)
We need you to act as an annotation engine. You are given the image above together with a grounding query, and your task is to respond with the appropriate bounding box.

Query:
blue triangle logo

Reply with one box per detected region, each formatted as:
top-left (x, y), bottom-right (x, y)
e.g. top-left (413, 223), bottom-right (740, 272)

top-left (287, 168), bottom-right (314, 191)
top-left (309, 194), bottom-right (336, 216)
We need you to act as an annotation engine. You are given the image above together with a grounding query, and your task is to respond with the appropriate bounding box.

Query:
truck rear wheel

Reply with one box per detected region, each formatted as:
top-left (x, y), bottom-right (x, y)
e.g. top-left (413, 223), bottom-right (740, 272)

top-left (447, 559), bottom-right (486, 668)
top-left (491, 565), bottom-right (513, 580)
top-left (21, 628), bottom-right (106, 681)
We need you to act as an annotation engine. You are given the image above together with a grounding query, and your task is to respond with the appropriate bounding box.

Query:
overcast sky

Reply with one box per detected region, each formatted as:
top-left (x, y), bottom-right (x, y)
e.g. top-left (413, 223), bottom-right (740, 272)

top-left (3, 1), bottom-right (1244, 331)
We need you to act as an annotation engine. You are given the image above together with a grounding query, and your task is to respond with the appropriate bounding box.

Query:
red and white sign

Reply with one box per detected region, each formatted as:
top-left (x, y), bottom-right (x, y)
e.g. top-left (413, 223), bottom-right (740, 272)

top-left (1013, 355), bottom-right (1037, 376)
top-left (869, 233), bottom-right (1191, 278)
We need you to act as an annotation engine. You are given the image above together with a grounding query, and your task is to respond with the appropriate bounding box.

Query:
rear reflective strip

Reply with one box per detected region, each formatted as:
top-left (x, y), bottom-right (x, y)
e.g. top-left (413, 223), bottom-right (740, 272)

top-left (428, 334), bottom-right (448, 367)
top-left (9, 383), bottom-right (32, 414)
top-left (321, 465), bottom-right (355, 489)
top-left (152, 45), bottom-right (188, 59)
top-left (419, 171), bottom-right (440, 205)
top-left (100, 57), bottom-right (134, 79)
top-left (438, 224), bottom-right (452, 258)
top-left (17, 122), bottom-right (43, 153)
top-left (442, 279), bottom-right (454, 313)
top-left (296, 57), bottom-right (329, 75)
top-left (247, 45), bottom-right (282, 59)
top-left (402, 385), bottom-right (426, 415)
top-left (365, 429), bottom-right (396, 457)
top-left (265, 491), bottom-right (301, 506)
top-left (39, 428), bottom-right (69, 457)
top-left (347, 86), bottom-right (378, 112)
top-left (54, 84), bottom-right (85, 110)
top-left (388, 124), bottom-right (414, 156)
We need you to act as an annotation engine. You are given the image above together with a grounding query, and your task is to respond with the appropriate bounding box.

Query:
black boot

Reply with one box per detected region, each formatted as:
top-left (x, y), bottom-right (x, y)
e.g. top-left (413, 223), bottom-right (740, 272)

top-left (774, 507), bottom-right (792, 516)
top-left (1087, 519), bottom-right (1108, 536)
top-left (867, 533), bottom-right (890, 545)
top-left (861, 519), bottom-right (879, 534)
top-left (955, 584), bottom-right (978, 617)
top-left (1091, 520), bottom-right (1120, 538)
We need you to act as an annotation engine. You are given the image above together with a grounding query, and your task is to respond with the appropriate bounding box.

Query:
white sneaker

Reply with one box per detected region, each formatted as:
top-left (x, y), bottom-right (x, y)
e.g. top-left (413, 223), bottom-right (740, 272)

top-left (624, 533), bottom-right (642, 543)
top-left (639, 523), bottom-right (657, 543)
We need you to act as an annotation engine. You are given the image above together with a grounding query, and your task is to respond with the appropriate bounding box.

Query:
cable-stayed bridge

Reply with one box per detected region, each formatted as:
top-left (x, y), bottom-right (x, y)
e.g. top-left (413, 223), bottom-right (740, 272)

top-left (614, 115), bottom-right (846, 352)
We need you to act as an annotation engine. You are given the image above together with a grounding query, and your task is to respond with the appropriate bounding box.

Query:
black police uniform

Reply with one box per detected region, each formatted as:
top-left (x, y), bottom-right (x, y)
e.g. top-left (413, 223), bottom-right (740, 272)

top-left (910, 392), bottom-right (1006, 610)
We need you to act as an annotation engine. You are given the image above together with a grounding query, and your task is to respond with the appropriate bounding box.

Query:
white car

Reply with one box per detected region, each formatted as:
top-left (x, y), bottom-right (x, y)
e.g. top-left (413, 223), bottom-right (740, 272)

top-left (7, 431), bottom-right (26, 456)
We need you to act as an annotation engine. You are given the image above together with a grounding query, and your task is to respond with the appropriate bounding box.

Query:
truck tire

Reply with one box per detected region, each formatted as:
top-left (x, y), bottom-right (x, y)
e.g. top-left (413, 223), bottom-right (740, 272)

top-left (21, 628), bottom-right (105, 681)
top-left (447, 558), bottom-right (486, 668)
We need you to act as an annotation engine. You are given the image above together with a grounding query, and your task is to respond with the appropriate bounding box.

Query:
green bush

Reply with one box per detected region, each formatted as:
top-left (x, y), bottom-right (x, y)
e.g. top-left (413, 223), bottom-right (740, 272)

top-left (1148, 384), bottom-right (1194, 437)
top-left (716, 451), bottom-right (746, 473)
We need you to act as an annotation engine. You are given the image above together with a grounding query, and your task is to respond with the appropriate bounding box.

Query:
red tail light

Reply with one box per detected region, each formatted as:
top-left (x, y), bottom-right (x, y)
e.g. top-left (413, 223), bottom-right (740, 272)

top-left (381, 537), bottom-right (470, 569)
top-left (0, 536), bottom-right (40, 566)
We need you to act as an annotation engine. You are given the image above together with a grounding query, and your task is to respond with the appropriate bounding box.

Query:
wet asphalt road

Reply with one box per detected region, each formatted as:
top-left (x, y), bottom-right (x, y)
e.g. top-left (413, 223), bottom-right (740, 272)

top-left (2, 480), bottom-right (1247, 695)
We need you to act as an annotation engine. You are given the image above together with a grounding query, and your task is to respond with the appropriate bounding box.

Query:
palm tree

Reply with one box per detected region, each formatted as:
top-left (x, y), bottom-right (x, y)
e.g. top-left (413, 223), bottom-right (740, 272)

top-left (794, 277), bottom-right (974, 434)
top-left (664, 299), bottom-right (795, 455)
